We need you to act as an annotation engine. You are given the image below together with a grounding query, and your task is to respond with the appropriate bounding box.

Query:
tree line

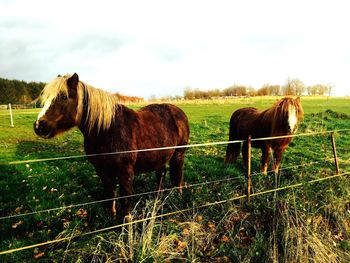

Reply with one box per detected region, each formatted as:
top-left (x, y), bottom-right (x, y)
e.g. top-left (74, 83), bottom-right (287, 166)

top-left (0, 78), bottom-right (144, 104)
top-left (0, 77), bottom-right (45, 104)
top-left (0, 76), bottom-right (333, 104)
top-left (183, 78), bottom-right (332, 100)
top-left (0, 77), bottom-right (145, 105)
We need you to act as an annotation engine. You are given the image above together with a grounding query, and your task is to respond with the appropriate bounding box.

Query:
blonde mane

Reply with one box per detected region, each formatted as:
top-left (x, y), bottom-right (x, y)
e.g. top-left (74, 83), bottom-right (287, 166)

top-left (278, 97), bottom-right (304, 122)
top-left (261, 97), bottom-right (304, 131)
top-left (82, 82), bottom-right (119, 133)
top-left (40, 74), bottom-right (119, 133)
top-left (40, 75), bottom-right (70, 105)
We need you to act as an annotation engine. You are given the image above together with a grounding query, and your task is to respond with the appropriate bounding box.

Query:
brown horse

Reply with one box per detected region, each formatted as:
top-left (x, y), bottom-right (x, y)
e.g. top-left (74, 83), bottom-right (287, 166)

top-left (225, 97), bottom-right (303, 174)
top-left (34, 73), bottom-right (190, 220)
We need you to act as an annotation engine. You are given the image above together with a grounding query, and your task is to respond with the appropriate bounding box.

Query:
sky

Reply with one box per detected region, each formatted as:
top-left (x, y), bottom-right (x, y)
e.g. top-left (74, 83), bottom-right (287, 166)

top-left (1, 0), bottom-right (350, 98)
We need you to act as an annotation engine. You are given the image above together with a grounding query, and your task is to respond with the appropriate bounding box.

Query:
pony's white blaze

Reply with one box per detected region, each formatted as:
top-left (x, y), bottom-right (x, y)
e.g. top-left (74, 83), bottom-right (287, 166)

top-left (288, 104), bottom-right (298, 132)
top-left (35, 97), bottom-right (53, 128)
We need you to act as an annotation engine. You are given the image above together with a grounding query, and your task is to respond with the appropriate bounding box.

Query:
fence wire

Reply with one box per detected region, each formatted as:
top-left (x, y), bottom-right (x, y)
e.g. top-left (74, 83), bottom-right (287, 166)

top-left (1, 129), bottom-right (349, 256)
top-left (1, 129), bottom-right (349, 166)
top-left (1, 170), bottom-right (349, 256)
top-left (0, 156), bottom-right (337, 221)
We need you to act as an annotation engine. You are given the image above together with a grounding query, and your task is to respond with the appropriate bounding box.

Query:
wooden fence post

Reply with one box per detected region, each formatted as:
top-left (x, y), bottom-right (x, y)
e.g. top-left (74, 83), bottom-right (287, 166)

top-left (330, 132), bottom-right (339, 174)
top-left (247, 135), bottom-right (252, 204)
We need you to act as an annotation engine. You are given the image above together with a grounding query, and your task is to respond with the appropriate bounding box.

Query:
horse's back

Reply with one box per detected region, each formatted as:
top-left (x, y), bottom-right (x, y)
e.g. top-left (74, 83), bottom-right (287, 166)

top-left (138, 103), bottom-right (189, 143)
top-left (230, 107), bottom-right (260, 128)
top-left (229, 107), bottom-right (262, 139)
top-left (230, 107), bottom-right (259, 121)
top-left (131, 103), bottom-right (189, 173)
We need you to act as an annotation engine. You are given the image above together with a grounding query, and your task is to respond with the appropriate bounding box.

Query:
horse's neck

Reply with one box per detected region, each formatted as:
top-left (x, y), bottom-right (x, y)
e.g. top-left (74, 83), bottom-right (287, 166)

top-left (259, 108), bottom-right (274, 125)
top-left (259, 107), bottom-right (284, 135)
top-left (267, 106), bottom-right (290, 135)
top-left (78, 90), bottom-right (90, 135)
top-left (78, 102), bottom-right (130, 137)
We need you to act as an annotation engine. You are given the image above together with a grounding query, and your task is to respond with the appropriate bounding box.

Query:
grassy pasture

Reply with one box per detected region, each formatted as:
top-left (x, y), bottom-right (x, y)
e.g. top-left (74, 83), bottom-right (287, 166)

top-left (0, 96), bottom-right (350, 262)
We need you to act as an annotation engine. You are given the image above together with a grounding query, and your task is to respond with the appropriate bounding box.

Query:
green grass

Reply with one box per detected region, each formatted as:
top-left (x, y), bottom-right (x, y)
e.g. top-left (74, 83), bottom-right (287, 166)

top-left (0, 96), bottom-right (350, 262)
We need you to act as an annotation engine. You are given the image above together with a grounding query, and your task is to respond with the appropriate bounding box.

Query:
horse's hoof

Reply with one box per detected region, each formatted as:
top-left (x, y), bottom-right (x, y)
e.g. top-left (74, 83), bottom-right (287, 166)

top-left (110, 211), bottom-right (117, 221)
top-left (177, 186), bottom-right (183, 194)
top-left (124, 213), bottom-right (132, 223)
top-left (224, 156), bottom-right (236, 164)
top-left (224, 157), bottom-right (231, 164)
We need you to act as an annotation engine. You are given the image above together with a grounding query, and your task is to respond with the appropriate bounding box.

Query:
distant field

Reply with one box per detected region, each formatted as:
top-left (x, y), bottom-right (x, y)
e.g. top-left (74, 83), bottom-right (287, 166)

top-left (1, 96), bottom-right (350, 262)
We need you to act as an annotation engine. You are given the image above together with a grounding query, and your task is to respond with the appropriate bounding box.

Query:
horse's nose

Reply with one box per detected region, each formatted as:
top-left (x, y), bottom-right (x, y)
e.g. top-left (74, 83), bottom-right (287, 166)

top-left (34, 120), bottom-right (49, 136)
top-left (287, 124), bottom-right (296, 134)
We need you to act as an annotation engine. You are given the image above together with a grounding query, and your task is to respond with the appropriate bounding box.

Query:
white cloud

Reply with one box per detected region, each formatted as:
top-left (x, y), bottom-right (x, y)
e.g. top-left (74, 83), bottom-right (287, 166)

top-left (1, 0), bottom-right (350, 97)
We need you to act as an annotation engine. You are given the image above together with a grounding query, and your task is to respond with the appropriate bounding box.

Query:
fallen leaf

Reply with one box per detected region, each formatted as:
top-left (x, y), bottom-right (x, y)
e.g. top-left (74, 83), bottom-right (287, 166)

top-left (15, 205), bottom-right (23, 214)
top-left (208, 221), bottom-right (216, 232)
top-left (12, 220), bottom-right (24, 229)
top-left (76, 208), bottom-right (87, 218)
top-left (182, 228), bottom-right (190, 236)
top-left (175, 240), bottom-right (187, 252)
top-left (220, 235), bottom-right (231, 243)
top-left (196, 215), bottom-right (203, 222)
top-left (33, 252), bottom-right (45, 259)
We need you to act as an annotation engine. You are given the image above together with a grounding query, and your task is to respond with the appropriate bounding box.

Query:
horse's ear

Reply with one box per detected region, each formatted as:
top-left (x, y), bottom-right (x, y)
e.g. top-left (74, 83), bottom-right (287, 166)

top-left (57, 74), bottom-right (62, 77)
top-left (295, 96), bottom-right (301, 103)
top-left (67, 73), bottom-right (79, 90)
top-left (67, 73), bottom-right (79, 97)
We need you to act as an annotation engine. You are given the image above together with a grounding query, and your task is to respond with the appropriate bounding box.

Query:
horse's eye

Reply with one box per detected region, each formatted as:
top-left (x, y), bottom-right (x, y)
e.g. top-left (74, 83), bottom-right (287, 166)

top-left (59, 94), bottom-right (68, 100)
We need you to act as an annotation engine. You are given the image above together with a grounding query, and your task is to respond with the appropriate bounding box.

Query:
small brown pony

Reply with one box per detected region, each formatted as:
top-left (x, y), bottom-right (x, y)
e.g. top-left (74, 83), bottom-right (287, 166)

top-left (225, 97), bottom-right (303, 174)
top-left (34, 73), bottom-right (190, 219)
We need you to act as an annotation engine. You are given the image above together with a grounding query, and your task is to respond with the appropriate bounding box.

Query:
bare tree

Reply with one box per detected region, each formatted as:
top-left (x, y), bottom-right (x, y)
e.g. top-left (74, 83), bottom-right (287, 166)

top-left (283, 78), bottom-right (305, 95)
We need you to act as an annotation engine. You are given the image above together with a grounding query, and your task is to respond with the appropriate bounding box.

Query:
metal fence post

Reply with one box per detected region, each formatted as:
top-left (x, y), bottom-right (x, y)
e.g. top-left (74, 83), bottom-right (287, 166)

top-left (330, 132), bottom-right (339, 174)
top-left (9, 103), bottom-right (14, 128)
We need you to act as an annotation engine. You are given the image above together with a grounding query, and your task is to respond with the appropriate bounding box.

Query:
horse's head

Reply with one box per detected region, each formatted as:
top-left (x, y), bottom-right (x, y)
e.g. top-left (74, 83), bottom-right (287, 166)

top-left (34, 73), bottom-right (82, 138)
top-left (277, 97), bottom-right (304, 133)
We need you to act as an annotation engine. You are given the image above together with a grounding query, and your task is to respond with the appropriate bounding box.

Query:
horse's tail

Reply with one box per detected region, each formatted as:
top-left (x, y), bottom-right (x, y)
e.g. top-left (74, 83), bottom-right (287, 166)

top-left (225, 140), bottom-right (241, 163)
top-left (225, 111), bottom-right (242, 163)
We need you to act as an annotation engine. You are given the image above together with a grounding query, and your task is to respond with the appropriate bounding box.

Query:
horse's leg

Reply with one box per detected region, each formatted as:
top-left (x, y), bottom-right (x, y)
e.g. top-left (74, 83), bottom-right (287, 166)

top-left (96, 167), bottom-right (117, 219)
top-left (117, 165), bottom-right (135, 222)
top-left (273, 147), bottom-right (285, 174)
top-left (261, 145), bottom-right (271, 175)
top-left (242, 141), bottom-right (249, 169)
top-left (156, 166), bottom-right (166, 191)
top-left (225, 141), bottom-right (241, 163)
top-left (169, 150), bottom-right (185, 194)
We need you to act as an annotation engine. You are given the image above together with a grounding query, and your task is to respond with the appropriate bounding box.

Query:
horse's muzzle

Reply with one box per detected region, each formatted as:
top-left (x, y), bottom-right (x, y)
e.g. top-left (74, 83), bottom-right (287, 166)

top-left (287, 125), bottom-right (297, 134)
top-left (34, 120), bottom-right (53, 138)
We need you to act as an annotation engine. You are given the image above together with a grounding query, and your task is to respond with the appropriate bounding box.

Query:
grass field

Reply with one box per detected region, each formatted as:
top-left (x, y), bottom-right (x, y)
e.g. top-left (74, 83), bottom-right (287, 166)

top-left (1, 96), bottom-right (350, 262)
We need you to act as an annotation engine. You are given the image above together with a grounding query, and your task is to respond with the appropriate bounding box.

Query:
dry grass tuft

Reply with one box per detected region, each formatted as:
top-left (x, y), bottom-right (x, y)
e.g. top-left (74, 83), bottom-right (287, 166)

top-left (277, 202), bottom-right (350, 263)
